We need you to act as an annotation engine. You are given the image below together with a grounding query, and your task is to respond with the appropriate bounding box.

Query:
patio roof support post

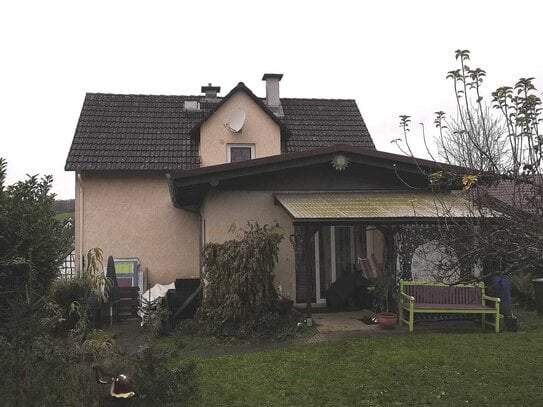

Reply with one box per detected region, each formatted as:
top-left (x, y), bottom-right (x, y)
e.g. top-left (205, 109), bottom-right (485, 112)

top-left (377, 225), bottom-right (400, 311)
top-left (304, 225), bottom-right (318, 326)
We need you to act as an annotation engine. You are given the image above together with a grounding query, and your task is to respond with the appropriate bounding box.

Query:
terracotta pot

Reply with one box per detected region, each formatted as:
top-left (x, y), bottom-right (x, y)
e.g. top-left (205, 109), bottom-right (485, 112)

top-left (376, 312), bottom-right (398, 329)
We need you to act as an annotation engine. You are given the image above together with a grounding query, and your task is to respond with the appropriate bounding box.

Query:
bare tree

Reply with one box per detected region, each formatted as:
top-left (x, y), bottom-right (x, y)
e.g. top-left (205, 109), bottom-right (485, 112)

top-left (434, 105), bottom-right (509, 172)
top-left (398, 50), bottom-right (543, 285)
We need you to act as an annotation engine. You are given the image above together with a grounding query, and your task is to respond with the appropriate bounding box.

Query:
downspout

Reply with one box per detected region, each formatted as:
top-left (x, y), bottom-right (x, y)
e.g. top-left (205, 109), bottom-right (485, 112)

top-left (77, 171), bottom-right (84, 275)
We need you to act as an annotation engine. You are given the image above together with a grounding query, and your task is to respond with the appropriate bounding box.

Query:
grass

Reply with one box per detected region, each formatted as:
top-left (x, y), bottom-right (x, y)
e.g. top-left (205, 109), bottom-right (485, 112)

top-left (153, 331), bottom-right (229, 353)
top-left (55, 211), bottom-right (74, 222)
top-left (170, 308), bottom-right (543, 406)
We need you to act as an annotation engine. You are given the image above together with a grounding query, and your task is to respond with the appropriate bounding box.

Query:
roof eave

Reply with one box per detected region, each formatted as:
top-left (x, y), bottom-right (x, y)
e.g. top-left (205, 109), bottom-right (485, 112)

top-left (170, 144), bottom-right (466, 187)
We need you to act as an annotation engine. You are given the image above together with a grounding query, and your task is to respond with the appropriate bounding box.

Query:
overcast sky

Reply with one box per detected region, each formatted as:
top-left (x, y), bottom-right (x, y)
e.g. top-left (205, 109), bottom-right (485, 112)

top-left (1, 0), bottom-right (542, 198)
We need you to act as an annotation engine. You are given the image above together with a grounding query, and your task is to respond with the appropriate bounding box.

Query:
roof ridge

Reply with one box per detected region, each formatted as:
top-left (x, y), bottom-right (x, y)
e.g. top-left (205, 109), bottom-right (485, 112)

top-left (84, 92), bottom-right (356, 102)
top-left (281, 97), bottom-right (356, 102)
top-left (86, 92), bottom-right (205, 98)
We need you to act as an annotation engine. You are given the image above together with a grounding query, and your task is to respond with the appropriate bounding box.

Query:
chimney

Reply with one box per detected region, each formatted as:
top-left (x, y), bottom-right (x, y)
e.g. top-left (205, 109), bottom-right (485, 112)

top-left (201, 83), bottom-right (221, 101)
top-left (262, 73), bottom-right (284, 117)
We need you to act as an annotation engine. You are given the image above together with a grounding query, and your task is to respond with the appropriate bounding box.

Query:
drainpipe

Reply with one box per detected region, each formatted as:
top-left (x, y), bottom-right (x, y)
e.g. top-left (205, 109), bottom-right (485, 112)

top-left (304, 225), bottom-right (318, 326)
top-left (77, 172), bottom-right (84, 275)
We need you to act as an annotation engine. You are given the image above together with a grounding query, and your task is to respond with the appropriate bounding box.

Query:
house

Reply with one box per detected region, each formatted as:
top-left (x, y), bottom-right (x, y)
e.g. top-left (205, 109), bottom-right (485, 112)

top-left (66, 74), bottom-right (471, 306)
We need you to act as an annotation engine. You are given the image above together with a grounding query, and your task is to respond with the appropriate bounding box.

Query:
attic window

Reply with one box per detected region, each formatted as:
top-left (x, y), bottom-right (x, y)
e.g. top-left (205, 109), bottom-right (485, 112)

top-left (227, 144), bottom-right (255, 163)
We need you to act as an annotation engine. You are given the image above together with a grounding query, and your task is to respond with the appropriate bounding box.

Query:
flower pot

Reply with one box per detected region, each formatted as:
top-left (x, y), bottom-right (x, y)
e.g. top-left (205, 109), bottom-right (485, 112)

top-left (376, 312), bottom-right (398, 329)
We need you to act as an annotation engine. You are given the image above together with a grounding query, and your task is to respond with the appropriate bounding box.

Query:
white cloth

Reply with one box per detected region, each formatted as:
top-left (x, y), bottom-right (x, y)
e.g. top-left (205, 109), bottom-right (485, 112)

top-left (137, 282), bottom-right (175, 320)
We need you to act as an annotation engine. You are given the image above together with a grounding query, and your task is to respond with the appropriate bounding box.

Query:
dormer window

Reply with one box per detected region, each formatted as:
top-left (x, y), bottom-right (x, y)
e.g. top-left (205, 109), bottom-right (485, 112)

top-left (228, 144), bottom-right (255, 163)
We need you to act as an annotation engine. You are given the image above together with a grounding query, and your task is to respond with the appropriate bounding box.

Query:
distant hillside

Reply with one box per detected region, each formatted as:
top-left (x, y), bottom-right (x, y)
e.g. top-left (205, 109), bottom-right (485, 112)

top-left (55, 212), bottom-right (74, 223)
top-left (54, 199), bottom-right (75, 213)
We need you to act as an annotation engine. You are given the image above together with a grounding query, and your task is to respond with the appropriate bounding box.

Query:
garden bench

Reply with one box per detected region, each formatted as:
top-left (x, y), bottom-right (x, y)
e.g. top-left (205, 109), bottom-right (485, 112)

top-left (398, 280), bottom-right (501, 333)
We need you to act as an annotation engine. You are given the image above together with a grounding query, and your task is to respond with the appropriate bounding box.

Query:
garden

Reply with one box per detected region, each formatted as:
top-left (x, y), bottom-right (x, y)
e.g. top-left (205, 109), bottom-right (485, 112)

top-left (1, 160), bottom-right (543, 406)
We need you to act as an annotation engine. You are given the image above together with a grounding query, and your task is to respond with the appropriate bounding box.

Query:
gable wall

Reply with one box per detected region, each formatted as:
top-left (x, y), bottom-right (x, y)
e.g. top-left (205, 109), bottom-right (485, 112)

top-left (215, 162), bottom-right (430, 191)
top-left (199, 91), bottom-right (281, 167)
top-left (76, 172), bottom-right (200, 285)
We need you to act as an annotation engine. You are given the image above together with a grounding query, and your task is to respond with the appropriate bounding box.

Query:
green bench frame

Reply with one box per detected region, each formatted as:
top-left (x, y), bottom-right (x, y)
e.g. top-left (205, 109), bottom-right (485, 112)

top-left (399, 280), bottom-right (501, 333)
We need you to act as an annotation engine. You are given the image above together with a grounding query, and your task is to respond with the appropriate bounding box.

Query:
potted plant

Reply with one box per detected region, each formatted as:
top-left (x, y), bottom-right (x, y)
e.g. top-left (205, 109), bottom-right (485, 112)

top-left (372, 259), bottom-right (398, 329)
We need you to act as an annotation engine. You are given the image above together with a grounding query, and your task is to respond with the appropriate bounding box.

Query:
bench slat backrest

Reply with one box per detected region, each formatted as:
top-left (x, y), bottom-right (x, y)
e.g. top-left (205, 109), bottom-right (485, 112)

top-left (403, 283), bottom-right (482, 305)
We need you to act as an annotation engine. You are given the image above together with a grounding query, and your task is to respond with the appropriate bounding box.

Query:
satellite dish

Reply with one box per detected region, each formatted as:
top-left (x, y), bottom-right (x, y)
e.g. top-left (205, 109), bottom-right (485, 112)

top-left (225, 109), bottom-right (246, 133)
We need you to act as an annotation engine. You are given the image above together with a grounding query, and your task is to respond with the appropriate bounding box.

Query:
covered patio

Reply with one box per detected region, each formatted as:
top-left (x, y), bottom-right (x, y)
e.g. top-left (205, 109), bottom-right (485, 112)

top-left (275, 191), bottom-right (477, 322)
top-left (168, 145), bottom-right (478, 327)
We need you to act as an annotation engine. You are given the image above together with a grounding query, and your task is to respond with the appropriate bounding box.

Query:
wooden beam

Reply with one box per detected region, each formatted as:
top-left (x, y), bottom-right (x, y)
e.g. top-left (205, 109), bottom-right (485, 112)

top-left (304, 225), bottom-right (318, 325)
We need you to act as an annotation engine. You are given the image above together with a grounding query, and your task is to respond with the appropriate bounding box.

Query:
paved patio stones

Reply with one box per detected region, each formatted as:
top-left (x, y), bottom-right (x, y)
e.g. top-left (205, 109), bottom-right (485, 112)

top-left (304, 333), bottom-right (329, 344)
top-left (313, 311), bottom-right (379, 334)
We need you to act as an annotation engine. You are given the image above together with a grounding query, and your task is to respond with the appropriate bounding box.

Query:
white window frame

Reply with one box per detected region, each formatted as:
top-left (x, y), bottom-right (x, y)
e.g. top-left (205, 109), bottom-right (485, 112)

top-left (227, 143), bottom-right (255, 163)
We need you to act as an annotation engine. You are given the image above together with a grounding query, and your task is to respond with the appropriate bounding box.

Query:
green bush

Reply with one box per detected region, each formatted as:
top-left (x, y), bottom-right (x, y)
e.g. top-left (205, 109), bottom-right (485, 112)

top-left (49, 278), bottom-right (86, 331)
top-left (218, 311), bottom-right (305, 341)
top-left (0, 158), bottom-right (68, 295)
top-left (0, 289), bottom-right (117, 406)
top-left (201, 222), bottom-right (284, 336)
top-left (185, 310), bottom-right (305, 341)
top-left (1, 289), bottom-right (197, 406)
top-left (50, 277), bottom-right (85, 310)
top-left (130, 345), bottom-right (198, 406)
top-left (510, 270), bottom-right (535, 307)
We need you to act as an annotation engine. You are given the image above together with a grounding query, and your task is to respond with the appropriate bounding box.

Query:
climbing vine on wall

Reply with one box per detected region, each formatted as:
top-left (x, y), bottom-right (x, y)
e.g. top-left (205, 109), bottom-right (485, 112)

top-left (201, 222), bottom-right (284, 325)
top-left (398, 225), bottom-right (440, 279)
top-left (398, 224), bottom-right (478, 283)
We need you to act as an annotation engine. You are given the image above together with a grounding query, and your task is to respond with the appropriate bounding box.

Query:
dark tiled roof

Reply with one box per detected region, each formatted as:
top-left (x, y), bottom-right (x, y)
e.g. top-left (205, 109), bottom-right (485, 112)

top-left (281, 98), bottom-right (374, 151)
top-left (485, 178), bottom-right (543, 211)
top-left (66, 91), bottom-right (375, 171)
top-left (66, 93), bottom-right (201, 171)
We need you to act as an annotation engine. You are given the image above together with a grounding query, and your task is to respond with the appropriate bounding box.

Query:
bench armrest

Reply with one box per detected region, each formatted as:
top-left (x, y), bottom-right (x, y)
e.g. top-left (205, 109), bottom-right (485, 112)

top-left (482, 294), bottom-right (501, 304)
top-left (400, 292), bottom-right (415, 302)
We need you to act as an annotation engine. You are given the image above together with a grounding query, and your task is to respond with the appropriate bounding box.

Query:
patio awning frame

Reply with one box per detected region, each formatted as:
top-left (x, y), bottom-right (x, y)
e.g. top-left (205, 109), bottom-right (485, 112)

top-left (274, 191), bottom-right (482, 225)
top-left (287, 217), bottom-right (476, 226)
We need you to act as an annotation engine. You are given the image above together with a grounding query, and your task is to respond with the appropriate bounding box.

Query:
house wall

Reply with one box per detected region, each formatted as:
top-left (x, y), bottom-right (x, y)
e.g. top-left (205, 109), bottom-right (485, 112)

top-left (201, 189), bottom-right (296, 301)
top-left (75, 172), bottom-right (199, 285)
top-left (199, 91), bottom-right (281, 167)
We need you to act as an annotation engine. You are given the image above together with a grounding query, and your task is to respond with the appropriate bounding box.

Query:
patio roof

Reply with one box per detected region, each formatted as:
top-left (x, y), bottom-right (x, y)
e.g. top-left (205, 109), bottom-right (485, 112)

top-left (274, 191), bottom-right (478, 224)
top-left (168, 145), bottom-right (471, 210)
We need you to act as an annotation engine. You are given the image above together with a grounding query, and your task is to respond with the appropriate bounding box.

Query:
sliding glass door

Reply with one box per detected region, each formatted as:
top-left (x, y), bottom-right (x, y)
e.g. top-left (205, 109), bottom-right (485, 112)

top-left (315, 225), bottom-right (368, 303)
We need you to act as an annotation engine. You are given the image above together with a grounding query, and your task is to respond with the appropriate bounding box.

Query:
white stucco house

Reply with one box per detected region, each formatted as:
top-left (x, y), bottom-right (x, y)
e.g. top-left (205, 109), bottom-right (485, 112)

top-left (66, 74), bottom-right (469, 306)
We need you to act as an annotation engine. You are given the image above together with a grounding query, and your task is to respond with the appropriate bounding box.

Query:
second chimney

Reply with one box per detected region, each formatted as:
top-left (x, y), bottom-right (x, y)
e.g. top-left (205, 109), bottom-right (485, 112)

top-left (201, 83), bottom-right (221, 101)
top-left (262, 73), bottom-right (284, 117)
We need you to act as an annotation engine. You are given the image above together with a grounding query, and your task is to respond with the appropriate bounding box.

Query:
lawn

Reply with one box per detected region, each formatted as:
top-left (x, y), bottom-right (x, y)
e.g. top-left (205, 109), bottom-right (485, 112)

top-left (178, 309), bottom-right (543, 406)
